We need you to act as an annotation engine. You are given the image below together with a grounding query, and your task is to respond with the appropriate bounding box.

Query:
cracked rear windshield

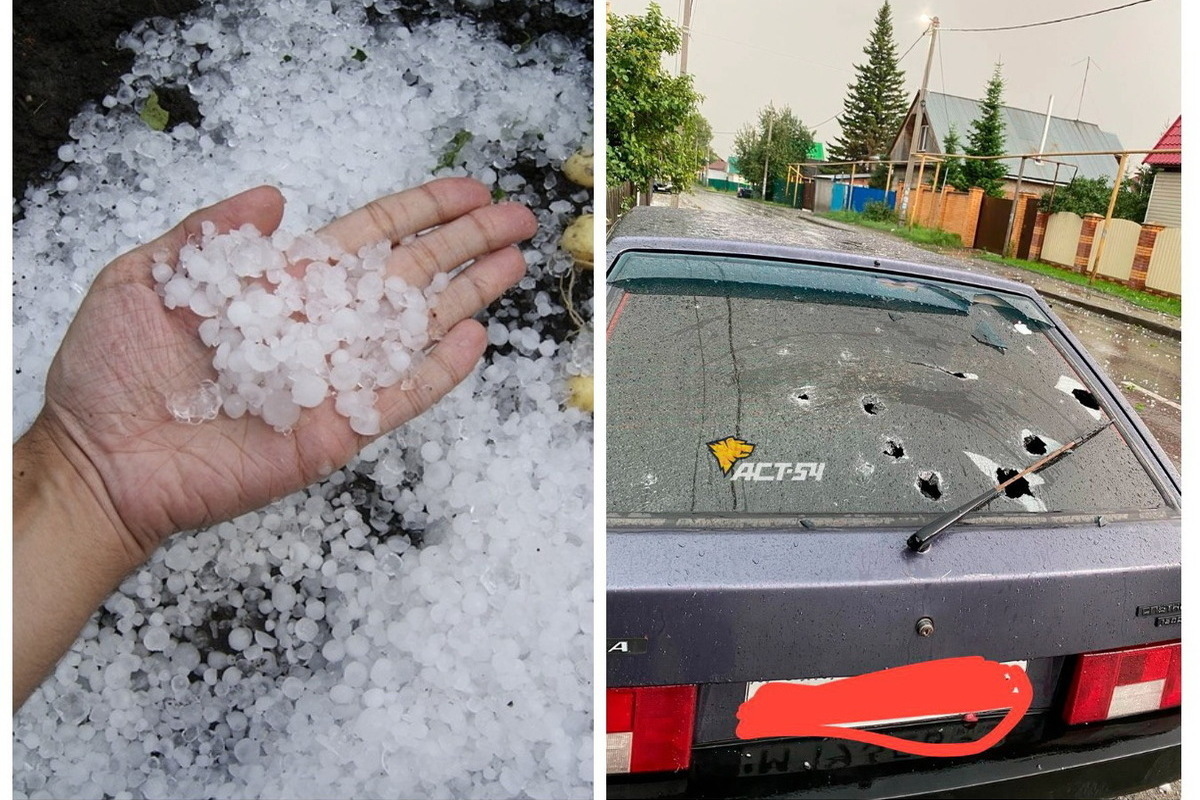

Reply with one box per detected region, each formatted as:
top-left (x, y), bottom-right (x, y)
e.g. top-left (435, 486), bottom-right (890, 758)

top-left (607, 251), bottom-right (1167, 517)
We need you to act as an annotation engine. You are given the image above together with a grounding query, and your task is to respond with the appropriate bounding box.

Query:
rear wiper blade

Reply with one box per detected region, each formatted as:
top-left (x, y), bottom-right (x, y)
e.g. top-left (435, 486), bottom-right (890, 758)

top-left (907, 420), bottom-right (1115, 553)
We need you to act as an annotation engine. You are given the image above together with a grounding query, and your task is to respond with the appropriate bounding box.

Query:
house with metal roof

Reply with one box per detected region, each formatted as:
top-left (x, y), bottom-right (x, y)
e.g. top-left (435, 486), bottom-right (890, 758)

top-left (1142, 116), bottom-right (1180, 227)
top-left (887, 91), bottom-right (1124, 196)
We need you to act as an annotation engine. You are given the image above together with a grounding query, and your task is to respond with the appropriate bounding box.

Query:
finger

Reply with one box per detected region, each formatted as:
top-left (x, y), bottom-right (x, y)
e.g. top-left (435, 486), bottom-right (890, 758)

top-left (426, 246), bottom-right (527, 339)
top-left (374, 319), bottom-right (488, 432)
top-left (108, 185), bottom-right (286, 285)
top-left (318, 178), bottom-right (493, 253)
top-left (388, 202), bottom-right (537, 287)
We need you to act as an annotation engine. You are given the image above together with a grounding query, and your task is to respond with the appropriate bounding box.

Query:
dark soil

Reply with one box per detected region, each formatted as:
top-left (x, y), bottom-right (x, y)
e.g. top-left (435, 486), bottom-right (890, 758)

top-left (14, 0), bottom-right (592, 207)
top-left (13, 0), bottom-right (204, 205)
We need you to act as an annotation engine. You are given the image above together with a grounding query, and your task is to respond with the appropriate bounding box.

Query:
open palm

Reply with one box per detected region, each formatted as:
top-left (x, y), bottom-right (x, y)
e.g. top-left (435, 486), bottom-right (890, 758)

top-left (35, 179), bottom-right (536, 563)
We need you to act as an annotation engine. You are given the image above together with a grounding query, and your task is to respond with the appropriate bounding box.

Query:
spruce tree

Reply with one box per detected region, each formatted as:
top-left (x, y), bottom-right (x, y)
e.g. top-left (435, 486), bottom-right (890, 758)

top-left (961, 62), bottom-right (1008, 197)
top-left (941, 124), bottom-right (968, 191)
top-left (829, 1), bottom-right (909, 164)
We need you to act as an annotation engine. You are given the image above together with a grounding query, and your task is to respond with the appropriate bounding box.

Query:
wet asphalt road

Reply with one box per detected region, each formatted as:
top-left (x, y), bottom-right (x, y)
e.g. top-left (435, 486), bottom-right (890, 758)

top-left (657, 190), bottom-right (1181, 471)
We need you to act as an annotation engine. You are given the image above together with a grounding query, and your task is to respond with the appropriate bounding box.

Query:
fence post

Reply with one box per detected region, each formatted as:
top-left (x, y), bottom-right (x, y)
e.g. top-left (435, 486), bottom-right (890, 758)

top-left (1075, 213), bottom-right (1104, 274)
top-left (962, 187), bottom-right (985, 248)
top-left (1007, 192), bottom-right (1039, 258)
top-left (1029, 210), bottom-right (1049, 262)
top-left (1129, 223), bottom-right (1164, 290)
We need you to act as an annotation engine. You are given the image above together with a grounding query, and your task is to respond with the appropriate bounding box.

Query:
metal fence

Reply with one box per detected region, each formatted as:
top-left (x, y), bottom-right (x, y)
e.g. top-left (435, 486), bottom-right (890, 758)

top-left (1041, 212), bottom-right (1083, 267)
top-left (1040, 210), bottom-right (1179, 296)
top-left (1091, 219), bottom-right (1141, 282)
top-left (1146, 227), bottom-right (1182, 295)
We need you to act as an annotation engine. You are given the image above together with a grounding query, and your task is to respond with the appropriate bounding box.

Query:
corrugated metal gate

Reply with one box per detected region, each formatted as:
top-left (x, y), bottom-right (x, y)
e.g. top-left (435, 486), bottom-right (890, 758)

top-left (973, 195), bottom-right (1011, 254)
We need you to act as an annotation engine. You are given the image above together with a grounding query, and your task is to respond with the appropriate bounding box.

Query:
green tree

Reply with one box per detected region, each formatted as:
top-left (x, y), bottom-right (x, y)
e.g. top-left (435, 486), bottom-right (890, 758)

top-left (867, 163), bottom-right (889, 190)
top-left (1040, 167), bottom-right (1157, 222)
top-left (683, 110), bottom-right (716, 174)
top-left (733, 105), bottom-right (814, 201)
top-left (941, 124), bottom-right (969, 191)
top-left (961, 62), bottom-right (1008, 197)
top-left (829, 1), bottom-right (909, 163)
top-left (1115, 165), bottom-right (1156, 221)
top-left (606, 4), bottom-right (702, 190)
top-left (1039, 176), bottom-right (1109, 215)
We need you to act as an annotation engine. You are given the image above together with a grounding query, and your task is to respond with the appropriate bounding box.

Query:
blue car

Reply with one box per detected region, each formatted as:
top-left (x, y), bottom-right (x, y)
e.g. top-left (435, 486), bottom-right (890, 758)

top-left (606, 206), bottom-right (1180, 799)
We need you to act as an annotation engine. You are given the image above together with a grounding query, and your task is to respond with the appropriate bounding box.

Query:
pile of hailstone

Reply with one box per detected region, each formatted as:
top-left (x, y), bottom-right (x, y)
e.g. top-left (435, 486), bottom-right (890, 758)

top-left (158, 222), bottom-right (440, 435)
top-left (12, 1), bottom-right (592, 799)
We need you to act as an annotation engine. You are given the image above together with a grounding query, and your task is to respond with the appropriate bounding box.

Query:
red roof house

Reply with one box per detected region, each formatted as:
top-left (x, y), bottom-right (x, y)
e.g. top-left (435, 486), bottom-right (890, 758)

top-left (1144, 116), bottom-right (1181, 167)
top-left (1143, 116), bottom-right (1181, 226)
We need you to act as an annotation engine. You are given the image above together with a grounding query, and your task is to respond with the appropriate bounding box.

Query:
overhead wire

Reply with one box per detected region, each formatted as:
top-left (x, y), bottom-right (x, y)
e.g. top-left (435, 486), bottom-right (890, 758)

top-left (897, 28), bottom-right (927, 63)
top-left (940, 0), bottom-right (1155, 32)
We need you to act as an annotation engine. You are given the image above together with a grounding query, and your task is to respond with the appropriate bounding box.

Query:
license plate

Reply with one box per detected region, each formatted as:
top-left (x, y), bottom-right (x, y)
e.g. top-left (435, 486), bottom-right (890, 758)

top-left (744, 660), bottom-right (1027, 729)
top-left (736, 718), bottom-right (1003, 777)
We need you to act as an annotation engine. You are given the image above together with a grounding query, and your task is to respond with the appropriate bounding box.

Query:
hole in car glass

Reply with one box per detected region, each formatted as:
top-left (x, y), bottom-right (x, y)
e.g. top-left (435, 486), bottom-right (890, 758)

top-left (789, 387), bottom-right (814, 407)
top-left (1072, 388), bottom-right (1100, 411)
top-left (917, 472), bottom-right (942, 501)
top-left (605, 252), bottom-right (1170, 519)
top-left (1023, 435), bottom-right (1047, 455)
top-left (995, 468), bottom-right (1034, 499)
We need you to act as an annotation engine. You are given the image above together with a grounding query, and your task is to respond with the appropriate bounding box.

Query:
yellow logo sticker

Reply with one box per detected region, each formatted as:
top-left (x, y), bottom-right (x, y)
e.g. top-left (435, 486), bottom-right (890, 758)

top-left (708, 436), bottom-right (756, 475)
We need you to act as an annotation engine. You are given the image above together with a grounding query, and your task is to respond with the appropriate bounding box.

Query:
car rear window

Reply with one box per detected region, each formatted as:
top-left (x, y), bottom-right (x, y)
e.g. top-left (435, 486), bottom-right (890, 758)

top-left (607, 251), bottom-right (1168, 519)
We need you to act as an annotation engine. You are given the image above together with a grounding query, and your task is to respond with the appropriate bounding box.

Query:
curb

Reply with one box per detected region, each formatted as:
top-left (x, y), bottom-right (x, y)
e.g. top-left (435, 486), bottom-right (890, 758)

top-left (1036, 289), bottom-right (1182, 341)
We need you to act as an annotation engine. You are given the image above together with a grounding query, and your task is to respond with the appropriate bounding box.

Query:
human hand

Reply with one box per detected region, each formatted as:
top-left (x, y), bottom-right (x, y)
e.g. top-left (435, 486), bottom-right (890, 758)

top-left (22, 178), bottom-right (537, 568)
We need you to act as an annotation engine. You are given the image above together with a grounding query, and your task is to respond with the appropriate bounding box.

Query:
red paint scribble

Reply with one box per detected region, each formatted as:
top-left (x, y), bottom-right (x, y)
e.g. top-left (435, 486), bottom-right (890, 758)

top-left (736, 657), bottom-right (1032, 757)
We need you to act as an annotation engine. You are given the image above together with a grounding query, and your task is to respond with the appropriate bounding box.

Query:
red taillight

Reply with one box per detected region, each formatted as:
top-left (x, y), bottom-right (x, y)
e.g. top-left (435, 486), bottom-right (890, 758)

top-left (1062, 640), bottom-right (1181, 725)
top-left (606, 685), bottom-right (697, 774)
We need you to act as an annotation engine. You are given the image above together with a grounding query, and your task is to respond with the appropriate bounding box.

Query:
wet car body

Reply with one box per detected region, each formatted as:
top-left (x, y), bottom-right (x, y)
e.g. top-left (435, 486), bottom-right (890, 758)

top-left (606, 207), bottom-right (1180, 798)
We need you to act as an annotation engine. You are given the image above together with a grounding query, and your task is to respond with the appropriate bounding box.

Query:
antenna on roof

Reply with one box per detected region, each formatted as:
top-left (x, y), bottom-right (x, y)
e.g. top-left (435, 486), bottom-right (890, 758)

top-left (1073, 56), bottom-right (1101, 120)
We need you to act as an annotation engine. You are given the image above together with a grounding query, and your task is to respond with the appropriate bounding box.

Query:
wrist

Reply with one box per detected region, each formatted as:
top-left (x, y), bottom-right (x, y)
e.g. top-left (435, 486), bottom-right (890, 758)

top-left (15, 414), bottom-right (145, 579)
top-left (13, 416), bottom-right (145, 708)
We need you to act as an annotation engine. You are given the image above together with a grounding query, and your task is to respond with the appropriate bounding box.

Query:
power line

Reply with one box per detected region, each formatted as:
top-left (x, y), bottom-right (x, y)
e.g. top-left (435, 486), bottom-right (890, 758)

top-left (897, 29), bottom-right (926, 63)
top-left (936, 31), bottom-right (951, 125)
top-left (941, 0), bottom-right (1155, 32)
top-left (810, 111), bottom-right (841, 130)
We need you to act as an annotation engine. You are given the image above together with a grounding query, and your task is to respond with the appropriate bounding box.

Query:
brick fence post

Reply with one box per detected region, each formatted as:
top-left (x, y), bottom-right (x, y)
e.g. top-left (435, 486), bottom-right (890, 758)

top-left (1129, 223), bottom-right (1164, 290)
top-left (962, 187), bottom-right (985, 248)
top-left (1008, 192), bottom-right (1040, 257)
top-left (1075, 213), bottom-right (1104, 273)
top-left (1029, 210), bottom-right (1050, 262)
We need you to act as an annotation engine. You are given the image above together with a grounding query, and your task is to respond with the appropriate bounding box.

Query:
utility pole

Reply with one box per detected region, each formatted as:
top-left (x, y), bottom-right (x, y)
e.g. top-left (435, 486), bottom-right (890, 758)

top-left (679, 0), bottom-right (694, 76)
top-left (679, 0), bottom-right (697, 190)
top-left (901, 17), bottom-right (938, 221)
top-left (761, 107), bottom-right (775, 200)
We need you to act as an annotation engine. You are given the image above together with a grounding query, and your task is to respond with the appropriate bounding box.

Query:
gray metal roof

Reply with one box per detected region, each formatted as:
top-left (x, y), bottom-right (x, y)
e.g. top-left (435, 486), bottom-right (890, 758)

top-left (921, 92), bottom-right (1124, 185)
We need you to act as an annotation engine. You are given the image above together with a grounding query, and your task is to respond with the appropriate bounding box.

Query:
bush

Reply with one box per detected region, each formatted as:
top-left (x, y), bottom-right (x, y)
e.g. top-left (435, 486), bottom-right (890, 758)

top-left (861, 200), bottom-right (896, 222)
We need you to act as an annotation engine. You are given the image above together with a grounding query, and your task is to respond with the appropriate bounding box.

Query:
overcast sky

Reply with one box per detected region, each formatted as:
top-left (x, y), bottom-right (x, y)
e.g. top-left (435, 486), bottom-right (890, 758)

top-left (607, 0), bottom-right (1181, 173)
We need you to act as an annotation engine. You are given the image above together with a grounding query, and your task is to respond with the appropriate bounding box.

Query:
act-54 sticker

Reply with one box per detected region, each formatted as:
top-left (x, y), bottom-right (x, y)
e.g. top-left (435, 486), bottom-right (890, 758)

top-left (707, 436), bottom-right (826, 482)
